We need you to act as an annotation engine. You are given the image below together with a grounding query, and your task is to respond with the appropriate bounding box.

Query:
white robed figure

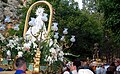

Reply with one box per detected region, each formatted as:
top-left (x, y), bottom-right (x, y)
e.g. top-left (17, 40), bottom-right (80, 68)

top-left (26, 7), bottom-right (48, 42)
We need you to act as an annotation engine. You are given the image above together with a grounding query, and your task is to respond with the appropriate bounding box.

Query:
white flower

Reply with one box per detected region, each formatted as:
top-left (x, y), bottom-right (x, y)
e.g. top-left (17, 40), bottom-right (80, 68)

top-left (54, 32), bottom-right (59, 39)
top-left (47, 56), bottom-right (52, 62)
top-left (36, 7), bottom-right (44, 16)
top-left (0, 33), bottom-right (5, 41)
top-left (18, 51), bottom-right (23, 57)
top-left (54, 43), bottom-right (59, 47)
top-left (59, 51), bottom-right (64, 56)
top-left (46, 56), bottom-right (53, 65)
top-left (29, 17), bottom-right (36, 26)
top-left (44, 55), bottom-right (48, 61)
top-left (14, 36), bottom-right (21, 42)
top-left (7, 40), bottom-right (16, 48)
top-left (49, 39), bottom-right (53, 47)
top-left (16, 47), bottom-right (21, 50)
top-left (49, 48), bottom-right (56, 53)
top-left (41, 13), bottom-right (48, 21)
top-left (51, 22), bottom-right (58, 31)
top-left (6, 50), bottom-right (11, 56)
top-left (56, 48), bottom-right (61, 52)
top-left (59, 57), bottom-right (64, 62)
top-left (60, 36), bottom-right (65, 41)
top-left (70, 35), bottom-right (75, 42)
top-left (9, 40), bottom-right (14, 44)
top-left (56, 46), bottom-right (62, 52)
top-left (14, 24), bottom-right (19, 31)
top-left (0, 24), bottom-right (6, 31)
top-left (4, 16), bottom-right (11, 23)
top-left (7, 44), bottom-right (14, 48)
top-left (63, 28), bottom-right (68, 34)
top-left (23, 42), bottom-right (31, 49)
top-left (33, 42), bottom-right (38, 48)
top-left (34, 49), bottom-right (37, 52)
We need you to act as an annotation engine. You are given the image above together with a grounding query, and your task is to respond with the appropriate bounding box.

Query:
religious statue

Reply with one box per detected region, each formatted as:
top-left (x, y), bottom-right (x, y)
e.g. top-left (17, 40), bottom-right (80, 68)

top-left (23, 1), bottom-right (53, 73)
top-left (93, 43), bottom-right (100, 60)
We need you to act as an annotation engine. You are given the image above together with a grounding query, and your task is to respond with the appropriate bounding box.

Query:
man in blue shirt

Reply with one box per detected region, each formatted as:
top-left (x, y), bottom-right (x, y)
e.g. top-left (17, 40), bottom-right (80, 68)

top-left (0, 68), bottom-right (3, 72)
top-left (14, 57), bottom-right (26, 74)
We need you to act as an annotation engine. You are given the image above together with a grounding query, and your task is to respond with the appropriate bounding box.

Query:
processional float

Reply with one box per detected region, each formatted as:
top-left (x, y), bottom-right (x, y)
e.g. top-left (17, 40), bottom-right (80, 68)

top-left (23, 1), bottom-right (53, 74)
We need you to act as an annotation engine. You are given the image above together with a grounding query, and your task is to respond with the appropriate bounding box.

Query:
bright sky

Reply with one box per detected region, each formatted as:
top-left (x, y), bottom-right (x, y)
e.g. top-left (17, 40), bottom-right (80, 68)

top-left (74, 0), bottom-right (83, 9)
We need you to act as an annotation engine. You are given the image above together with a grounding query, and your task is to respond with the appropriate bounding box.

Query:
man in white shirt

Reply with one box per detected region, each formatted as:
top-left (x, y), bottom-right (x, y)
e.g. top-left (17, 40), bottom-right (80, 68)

top-left (68, 63), bottom-right (94, 74)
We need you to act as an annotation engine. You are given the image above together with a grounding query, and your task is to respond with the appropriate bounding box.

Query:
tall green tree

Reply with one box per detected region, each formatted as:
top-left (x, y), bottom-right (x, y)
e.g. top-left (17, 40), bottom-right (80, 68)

top-left (97, 0), bottom-right (120, 42)
top-left (96, 0), bottom-right (120, 59)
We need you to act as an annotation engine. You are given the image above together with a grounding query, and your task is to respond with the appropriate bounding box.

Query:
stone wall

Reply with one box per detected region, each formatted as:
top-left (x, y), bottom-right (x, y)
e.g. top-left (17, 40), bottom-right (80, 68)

top-left (0, 0), bottom-right (21, 20)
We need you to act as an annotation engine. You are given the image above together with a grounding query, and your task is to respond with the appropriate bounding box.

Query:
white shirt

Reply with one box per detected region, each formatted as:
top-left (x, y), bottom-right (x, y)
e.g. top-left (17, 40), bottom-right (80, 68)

top-left (116, 65), bottom-right (120, 71)
top-left (78, 69), bottom-right (94, 74)
top-left (63, 69), bottom-right (94, 74)
top-left (63, 71), bottom-right (70, 74)
top-left (63, 70), bottom-right (78, 74)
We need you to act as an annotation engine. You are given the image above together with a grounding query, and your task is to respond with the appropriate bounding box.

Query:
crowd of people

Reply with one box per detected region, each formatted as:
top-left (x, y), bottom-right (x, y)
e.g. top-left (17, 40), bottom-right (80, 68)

top-left (12, 57), bottom-right (120, 74)
top-left (1, 57), bottom-right (120, 74)
top-left (62, 58), bottom-right (120, 74)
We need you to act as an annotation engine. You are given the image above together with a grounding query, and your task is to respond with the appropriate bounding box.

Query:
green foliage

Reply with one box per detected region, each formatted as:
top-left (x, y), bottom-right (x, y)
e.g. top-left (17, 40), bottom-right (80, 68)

top-left (94, 0), bottom-right (120, 59)
top-left (97, 0), bottom-right (120, 42)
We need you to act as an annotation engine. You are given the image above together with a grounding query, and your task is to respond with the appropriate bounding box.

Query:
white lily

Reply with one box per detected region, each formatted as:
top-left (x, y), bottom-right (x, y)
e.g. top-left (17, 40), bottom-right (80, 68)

top-left (46, 56), bottom-right (53, 65)
top-left (58, 57), bottom-right (63, 61)
top-left (4, 16), bottom-right (11, 23)
top-left (18, 51), bottom-right (23, 57)
top-left (14, 24), bottom-right (19, 31)
top-left (49, 48), bottom-right (56, 53)
top-left (63, 28), bottom-right (68, 34)
top-left (23, 42), bottom-right (31, 49)
top-left (70, 35), bottom-right (75, 42)
top-left (49, 39), bottom-right (53, 47)
top-left (0, 33), bottom-right (5, 41)
top-left (60, 36), bottom-right (65, 41)
top-left (0, 24), bottom-right (6, 31)
top-left (51, 22), bottom-right (58, 31)
top-left (16, 46), bottom-right (21, 50)
top-left (59, 51), bottom-right (64, 57)
top-left (33, 42), bottom-right (38, 48)
top-left (6, 50), bottom-right (11, 56)
top-left (54, 32), bottom-right (59, 39)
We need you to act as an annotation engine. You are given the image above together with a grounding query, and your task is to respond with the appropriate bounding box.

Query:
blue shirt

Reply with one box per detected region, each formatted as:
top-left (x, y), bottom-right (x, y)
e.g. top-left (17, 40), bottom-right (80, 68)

top-left (0, 68), bottom-right (3, 72)
top-left (14, 70), bottom-right (25, 74)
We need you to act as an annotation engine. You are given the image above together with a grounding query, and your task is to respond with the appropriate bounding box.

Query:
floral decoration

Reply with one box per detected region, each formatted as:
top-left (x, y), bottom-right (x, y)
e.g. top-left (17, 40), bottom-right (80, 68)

top-left (0, 7), bottom-right (76, 70)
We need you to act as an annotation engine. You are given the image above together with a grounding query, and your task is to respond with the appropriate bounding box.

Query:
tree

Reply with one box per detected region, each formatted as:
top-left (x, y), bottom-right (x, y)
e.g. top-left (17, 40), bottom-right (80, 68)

top-left (96, 0), bottom-right (120, 60)
top-left (97, 0), bottom-right (120, 42)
